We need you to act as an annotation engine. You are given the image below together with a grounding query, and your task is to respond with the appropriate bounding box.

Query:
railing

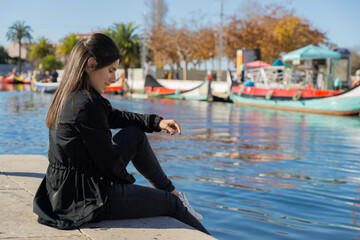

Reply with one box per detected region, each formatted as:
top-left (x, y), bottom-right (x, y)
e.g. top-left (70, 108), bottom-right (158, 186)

top-left (245, 66), bottom-right (322, 90)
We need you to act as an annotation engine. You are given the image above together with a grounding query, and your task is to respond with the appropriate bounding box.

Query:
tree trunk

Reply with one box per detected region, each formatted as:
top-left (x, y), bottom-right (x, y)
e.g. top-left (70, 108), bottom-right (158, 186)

top-left (18, 40), bottom-right (22, 73)
top-left (125, 65), bottom-right (130, 79)
top-left (183, 61), bottom-right (188, 80)
top-left (176, 63), bottom-right (180, 79)
top-left (170, 65), bottom-right (174, 79)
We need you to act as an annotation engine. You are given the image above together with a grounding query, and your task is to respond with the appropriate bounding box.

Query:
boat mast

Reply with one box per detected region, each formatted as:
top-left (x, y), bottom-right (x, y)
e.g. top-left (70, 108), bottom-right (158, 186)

top-left (217, 0), bottom-right (224, 81)
top-left (141, 11), bottom-right (148, 81)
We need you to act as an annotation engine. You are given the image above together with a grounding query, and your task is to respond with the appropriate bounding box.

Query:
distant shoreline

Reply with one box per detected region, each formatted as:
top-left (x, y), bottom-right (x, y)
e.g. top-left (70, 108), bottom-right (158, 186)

top-left (0, 63), bottom-right (35, 74)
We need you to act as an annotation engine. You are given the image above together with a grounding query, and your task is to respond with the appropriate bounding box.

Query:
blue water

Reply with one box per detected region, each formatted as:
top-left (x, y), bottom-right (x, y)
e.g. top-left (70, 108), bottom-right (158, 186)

top-left (1, 90), bottom-right (360, 240)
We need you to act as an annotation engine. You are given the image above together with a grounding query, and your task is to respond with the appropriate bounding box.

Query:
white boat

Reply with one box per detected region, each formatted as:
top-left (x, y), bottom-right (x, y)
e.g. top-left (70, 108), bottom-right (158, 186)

top-left (32, 81), bottom-right (60, 93)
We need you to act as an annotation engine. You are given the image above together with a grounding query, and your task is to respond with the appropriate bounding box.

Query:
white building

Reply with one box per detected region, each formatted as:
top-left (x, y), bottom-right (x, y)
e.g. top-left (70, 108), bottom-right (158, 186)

top-left (5, 41), bottom-right (30, 59)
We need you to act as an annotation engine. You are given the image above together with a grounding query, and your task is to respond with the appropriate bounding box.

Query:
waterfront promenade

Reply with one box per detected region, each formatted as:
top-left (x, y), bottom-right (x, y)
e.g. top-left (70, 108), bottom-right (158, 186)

top-left (0, 155), bottom-right (216, 240)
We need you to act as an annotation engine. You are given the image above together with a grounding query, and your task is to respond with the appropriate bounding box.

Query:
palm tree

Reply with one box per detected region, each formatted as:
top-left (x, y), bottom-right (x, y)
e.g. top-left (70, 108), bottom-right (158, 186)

top-left (106, 23), bottom-right (141, 72)
top-left (56, 33), bottom-right (79, 65)
top-left (29, 36), bottom-right (54, 64)
top-left (6, 21), bottom-right (32, 73)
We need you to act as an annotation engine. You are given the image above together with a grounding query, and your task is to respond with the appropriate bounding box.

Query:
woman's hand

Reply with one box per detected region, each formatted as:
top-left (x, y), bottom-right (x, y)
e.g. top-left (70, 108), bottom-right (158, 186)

top-left (159, 119), bottom-right (182, 135)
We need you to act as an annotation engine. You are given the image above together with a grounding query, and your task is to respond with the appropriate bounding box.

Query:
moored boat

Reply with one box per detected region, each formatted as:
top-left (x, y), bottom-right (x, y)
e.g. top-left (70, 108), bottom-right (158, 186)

top-left (31, 80), bottom-right (60, 93)
top-left (0, 76), bottom-right (25, 84)
top-left (230, 84), bottom-right (360, 115)
top-left (144, 74), bottom-right (211, 101)
top-left (104, 81), bottom-right (124, 94)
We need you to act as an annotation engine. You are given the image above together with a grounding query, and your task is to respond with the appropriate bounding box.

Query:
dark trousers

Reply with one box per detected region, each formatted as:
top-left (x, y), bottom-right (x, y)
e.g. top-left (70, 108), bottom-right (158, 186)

top-left (96, 126), bottom-right (210, 235)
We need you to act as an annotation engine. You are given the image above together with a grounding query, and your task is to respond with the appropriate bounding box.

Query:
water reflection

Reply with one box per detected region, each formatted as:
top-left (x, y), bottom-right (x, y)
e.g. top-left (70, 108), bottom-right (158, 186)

top-left (0, 92), bottom-right (53, 155)
top-left (0, 83), bottom-right (31, 92)
top-left (142, 99), bottom-right (360, 239)
top-left (4, 93), bottom-right (50, 113)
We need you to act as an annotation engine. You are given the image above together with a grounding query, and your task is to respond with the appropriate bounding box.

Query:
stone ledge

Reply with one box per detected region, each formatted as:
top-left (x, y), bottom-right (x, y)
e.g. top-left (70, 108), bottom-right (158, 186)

top-left (0, 155), bottom-right (216, 240)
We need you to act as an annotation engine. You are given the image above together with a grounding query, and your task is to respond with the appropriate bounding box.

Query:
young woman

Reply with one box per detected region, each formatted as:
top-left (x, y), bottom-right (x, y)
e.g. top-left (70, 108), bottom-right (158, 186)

top-left (33, 33), bottom-right (210, 235)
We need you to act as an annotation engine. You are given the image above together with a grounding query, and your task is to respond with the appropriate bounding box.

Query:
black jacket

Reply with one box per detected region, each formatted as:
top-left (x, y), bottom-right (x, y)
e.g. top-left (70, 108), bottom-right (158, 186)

top-left (33, 88), bottom-right (163, 229)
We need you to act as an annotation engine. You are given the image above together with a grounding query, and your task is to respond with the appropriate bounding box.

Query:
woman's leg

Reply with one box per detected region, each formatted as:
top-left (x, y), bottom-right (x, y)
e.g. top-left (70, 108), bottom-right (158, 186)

top-left (110, 126), bottom-right (209, 234)
top-left (112, 126), bottom-right (174, 192)
top-left (98, 183), bottom-right (210, 235)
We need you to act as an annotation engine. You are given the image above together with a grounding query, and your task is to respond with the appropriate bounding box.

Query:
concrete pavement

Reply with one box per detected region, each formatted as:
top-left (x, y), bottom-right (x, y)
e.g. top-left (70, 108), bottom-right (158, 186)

top-left (0, 155), bottom-right (216, 240)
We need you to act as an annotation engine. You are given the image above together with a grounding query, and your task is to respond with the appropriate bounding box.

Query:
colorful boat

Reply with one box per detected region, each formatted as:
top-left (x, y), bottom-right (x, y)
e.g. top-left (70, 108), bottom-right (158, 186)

top-left (32, 79), bottom-right (125, 94)
top-left (0, 76), bottom-right (25, 84)
top-left (104, 81), bottom-right (124, 94)
top-left (20, 77), bottom-right (32, 84)
top-left (230, 84), bottom-right (360, 115)
top-left (144, 74), bottom-right (211, 101)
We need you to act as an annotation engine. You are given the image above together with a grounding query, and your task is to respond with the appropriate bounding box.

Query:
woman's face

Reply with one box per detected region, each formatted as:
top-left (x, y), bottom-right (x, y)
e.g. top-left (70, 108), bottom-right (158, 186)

top-left (87, 58), bottom-right (120, 94)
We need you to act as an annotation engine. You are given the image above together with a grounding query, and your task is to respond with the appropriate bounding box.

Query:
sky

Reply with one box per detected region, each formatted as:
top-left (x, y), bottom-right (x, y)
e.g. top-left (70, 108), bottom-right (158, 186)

top-left (0, 0), bottom-right (359, 50)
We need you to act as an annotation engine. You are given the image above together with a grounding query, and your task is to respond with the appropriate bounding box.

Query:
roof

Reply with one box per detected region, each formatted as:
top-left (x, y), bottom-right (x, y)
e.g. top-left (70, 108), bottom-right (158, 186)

top-left (282, 45), bottom-right (341, 61)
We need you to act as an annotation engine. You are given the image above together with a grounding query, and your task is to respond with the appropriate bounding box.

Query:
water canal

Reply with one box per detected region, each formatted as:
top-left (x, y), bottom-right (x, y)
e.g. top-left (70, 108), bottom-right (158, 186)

top-left (1, 90), bottom-right (360, 239)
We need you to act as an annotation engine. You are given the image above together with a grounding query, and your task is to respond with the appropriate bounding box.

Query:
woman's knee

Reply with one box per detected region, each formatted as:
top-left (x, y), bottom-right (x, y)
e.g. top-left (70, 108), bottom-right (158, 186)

top-left (113, 126), bottom-right (146, 144)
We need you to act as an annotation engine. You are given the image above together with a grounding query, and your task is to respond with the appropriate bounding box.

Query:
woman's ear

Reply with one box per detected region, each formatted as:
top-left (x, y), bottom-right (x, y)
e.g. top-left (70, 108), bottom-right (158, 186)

top-left (86, 57), bottom-right (97, 72)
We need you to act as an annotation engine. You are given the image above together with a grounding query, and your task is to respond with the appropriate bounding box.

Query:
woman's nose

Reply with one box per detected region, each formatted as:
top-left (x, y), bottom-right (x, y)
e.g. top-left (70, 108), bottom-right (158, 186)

top-left (110, 74), bottom-right (116, 83)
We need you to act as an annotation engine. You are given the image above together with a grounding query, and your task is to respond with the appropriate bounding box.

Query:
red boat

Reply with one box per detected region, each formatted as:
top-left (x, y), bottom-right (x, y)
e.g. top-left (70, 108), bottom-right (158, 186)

top-left (231, 83), bottom-right (342, 101)
top-left (228, 66), bottom-right (360, 115)
top-left (144, 74), bottom-right (191, 95)
top-left (0, 76), bottom-right (24, 84)
top-left (105, 84), bottom-right (123, 92)
top-left (104, 81), bottom-right (125, 94)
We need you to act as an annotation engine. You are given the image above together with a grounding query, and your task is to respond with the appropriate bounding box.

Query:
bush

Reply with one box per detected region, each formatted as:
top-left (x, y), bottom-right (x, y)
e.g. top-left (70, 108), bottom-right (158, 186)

top-left (0, 46), bottom-right (9, 63)
top-left (38, 54), bottom-right (62, 71)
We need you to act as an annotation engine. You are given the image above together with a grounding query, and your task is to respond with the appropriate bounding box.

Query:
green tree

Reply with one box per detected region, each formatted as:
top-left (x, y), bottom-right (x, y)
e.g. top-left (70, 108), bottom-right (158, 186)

top-left (6, 20), bottom-right (32, 73)
top-left (39, 54), bottom-right (62, 72)
top-left (56, 33), bottom-right (79, 65)
top-left (29, 36), bottom-right (54, 64)
top-left (0, 46), bottom-right (9, 64)
top-left (106, 23), bottom-right (141, 70)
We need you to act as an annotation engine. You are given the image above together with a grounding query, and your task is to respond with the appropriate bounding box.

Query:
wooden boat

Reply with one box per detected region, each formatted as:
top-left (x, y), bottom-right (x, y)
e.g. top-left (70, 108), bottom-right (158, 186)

top-left (0, 76), bottom-right (25, 84)
top-left (32, 80), bottom-right (60, 93)
top-left (32, 78), bottom-right (125, 94)
top-left (104, 81), bottom-right (125, 94)
top-left (144, 74), bottom-right (211, 101)
top-left (19, 76), bottom-right (32, 84)
top-left (230, 84), bottom-right (360, 115)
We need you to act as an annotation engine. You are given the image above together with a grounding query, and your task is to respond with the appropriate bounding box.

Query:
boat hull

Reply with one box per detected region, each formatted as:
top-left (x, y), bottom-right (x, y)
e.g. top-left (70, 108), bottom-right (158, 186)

top-left (145, 74), bottom-right (210, 101)
top-left (32, 81), bottom-right (60, 93)
top-left (230, 86), bottom-right (360, 115)
top-left (0, 77), bottom-right (25, 84)
top-left (105, 84), bottom-right (123, 94)
top-left (148, 94), bottom-right (208, 101)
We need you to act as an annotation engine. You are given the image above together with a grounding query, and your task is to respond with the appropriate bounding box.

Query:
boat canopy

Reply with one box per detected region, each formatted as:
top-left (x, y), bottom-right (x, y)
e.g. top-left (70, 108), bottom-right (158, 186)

top-left (282, 45), bottom-right (341, 61)
top-left (245, 60), bottom-right (271, 68)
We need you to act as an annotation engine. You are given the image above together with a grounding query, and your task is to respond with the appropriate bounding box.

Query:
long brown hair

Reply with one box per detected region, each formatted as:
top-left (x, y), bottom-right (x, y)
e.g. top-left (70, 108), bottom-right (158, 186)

top-left (46, 33), bottom-right (121, 129)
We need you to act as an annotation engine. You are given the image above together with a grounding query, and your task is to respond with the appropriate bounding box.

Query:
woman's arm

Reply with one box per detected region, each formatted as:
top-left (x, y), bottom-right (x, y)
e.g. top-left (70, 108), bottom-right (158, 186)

top-left (104, 98), bottom-right (163, 132)
top-left (76, 99), bottom-right (135, 184)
